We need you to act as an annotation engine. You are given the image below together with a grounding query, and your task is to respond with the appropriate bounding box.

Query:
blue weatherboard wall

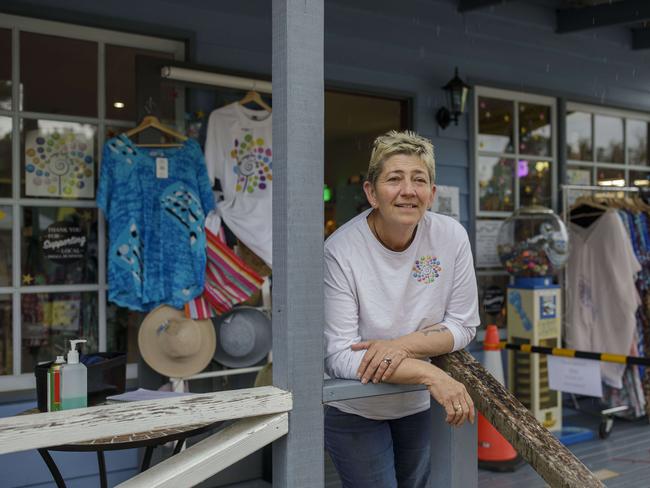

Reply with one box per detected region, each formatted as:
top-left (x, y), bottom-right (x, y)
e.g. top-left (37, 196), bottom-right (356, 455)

top-left (3, 0), bottom-right (650, 485)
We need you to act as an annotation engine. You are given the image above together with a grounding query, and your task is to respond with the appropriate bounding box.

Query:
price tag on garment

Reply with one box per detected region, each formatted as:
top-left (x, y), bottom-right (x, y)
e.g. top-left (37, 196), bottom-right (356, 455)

top-left (156, 158), bottom-right (169, 179)
top-left (547, 356), bottom-right (602, 398)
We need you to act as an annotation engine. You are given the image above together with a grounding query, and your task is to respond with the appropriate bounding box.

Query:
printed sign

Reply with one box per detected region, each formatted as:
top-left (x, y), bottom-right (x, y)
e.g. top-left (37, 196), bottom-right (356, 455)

top-left (476, 220), bottom-right (503, 268)
top-left (483, 285), bottom-right (505, 316)
top-left (539, 294), bottom-right (557, 319)
top-left (548, 356), bottom-right (603, 398)
top-left (430, 185), bottom-right (460, 221)
top-left (41, 221), bottom-right (87, 263)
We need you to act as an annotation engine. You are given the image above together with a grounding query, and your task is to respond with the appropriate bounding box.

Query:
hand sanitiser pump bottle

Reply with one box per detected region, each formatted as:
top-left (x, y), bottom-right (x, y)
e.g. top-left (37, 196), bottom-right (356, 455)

top-left (61, 339), bottom-right (87, 410)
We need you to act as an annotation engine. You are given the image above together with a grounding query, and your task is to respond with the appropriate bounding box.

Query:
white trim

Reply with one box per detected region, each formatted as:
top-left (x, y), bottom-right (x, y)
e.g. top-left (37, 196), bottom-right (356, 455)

top-left (567, 101), bottom-right (650, 122)
top-left (0, 13), bottom-right (184, 57)
top-left (161, 66), bottom-right (273, 93)
top-left (476, 86), bottom-right (555, 106)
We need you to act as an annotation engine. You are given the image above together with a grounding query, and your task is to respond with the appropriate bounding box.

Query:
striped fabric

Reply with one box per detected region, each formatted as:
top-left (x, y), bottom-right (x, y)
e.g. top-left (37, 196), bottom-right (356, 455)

top-left (185, 228), bottom-right (264, 319)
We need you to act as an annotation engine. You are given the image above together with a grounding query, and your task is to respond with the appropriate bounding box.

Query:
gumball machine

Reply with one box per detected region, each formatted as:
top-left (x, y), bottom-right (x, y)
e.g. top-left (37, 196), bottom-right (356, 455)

top-left (497, 206), bottom-right (569, 431)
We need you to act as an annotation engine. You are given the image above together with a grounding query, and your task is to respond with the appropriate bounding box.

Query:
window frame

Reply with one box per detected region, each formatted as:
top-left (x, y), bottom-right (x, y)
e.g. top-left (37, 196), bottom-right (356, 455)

top-left (0, 13), bottom-right (185, 391)
top-left (566, 101), bottom-right (650, 186)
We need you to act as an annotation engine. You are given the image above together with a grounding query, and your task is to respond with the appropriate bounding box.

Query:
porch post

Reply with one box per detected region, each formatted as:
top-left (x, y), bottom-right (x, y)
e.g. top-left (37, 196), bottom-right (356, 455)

top-left (272, 1), bottom-right (325, 487)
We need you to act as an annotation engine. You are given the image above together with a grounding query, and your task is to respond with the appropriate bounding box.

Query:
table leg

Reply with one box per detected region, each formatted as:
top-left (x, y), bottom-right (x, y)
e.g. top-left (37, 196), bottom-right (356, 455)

top-left (140, 445), bottom-right (155, 472)
top-left (173, 438), bottom-right (186, 455)
top-left (37, 449), bottom-right (67, 488)
top-left (96, 451), bottom-right (107, 488)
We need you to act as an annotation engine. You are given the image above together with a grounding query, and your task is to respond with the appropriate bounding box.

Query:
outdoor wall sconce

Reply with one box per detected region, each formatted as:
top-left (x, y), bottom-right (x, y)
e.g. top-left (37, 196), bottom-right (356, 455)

top-left (436, 67), bottom-right (470, 129)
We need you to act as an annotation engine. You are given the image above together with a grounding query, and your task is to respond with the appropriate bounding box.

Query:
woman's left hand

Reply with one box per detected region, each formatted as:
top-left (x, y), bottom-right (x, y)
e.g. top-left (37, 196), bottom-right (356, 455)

top-left (351, 339), bottom-right (410, 384)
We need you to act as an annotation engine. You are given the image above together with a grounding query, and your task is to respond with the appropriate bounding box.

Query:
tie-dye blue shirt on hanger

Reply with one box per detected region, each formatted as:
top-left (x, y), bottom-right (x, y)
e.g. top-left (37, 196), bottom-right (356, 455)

top-left (97, 134), bottom-right (215, 311)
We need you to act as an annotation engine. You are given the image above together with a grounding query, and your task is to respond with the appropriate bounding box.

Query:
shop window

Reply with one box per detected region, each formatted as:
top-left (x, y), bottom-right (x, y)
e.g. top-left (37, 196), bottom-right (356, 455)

top-left (626, 119), bottom-right (649, 166)
top-left (20, 32), bottom-right (98, 117)
top-left (594, 114), bottom-right (624, 164)
top-left (324, 90), bottom-right (407, 232)
top-left (0, 295), bottom-right (10, 376)
top-left (21, 206), bottom-right (98, 286)
top-left (478, 97), bottom-right (514, 154)
top-left (596, 167), bottom-right (625, 187)
top-left (519, 103), bottom-right (551, 157)
top-left (20, 291), bottom-right (98, 373)
top-left (566, 111), bottom-right (592, 161)
top-left (0, 116), bottom-right (11, 197)
top-left (107, 304), bottom-right (145, 364)
top-left (518, 159), bottom-right (551, 207)
top-left (478, 156), bottom-right (514, 212)
top-left (0, 206), bottom-right (11, 286)
top-left (0, 28), bottom-right (10, 110)
top-left (20, 118), bottom-right (97, 199)
top-left (105, 45), bottom-right (174, 122)
top-left (566, 166), bottom-right (591, 186)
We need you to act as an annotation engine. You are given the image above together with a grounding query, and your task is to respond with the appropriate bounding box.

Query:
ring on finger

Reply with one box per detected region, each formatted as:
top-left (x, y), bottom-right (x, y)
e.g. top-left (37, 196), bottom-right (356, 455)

top-left (382, 357), bottom-right (392, 366)
top-left (454, 403), bottom-right (462, 411)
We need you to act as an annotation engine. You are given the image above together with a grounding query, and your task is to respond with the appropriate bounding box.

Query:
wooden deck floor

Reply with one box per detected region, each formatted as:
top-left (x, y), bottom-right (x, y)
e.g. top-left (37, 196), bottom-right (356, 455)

top-left (323, 407), bottom-right (650, 487)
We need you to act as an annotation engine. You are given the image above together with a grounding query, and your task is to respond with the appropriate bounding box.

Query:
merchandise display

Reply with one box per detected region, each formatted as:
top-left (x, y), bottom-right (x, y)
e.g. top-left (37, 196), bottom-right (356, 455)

top-left (497, 206), bottom-right (569, 277)
top-left (97, 133), bottom-right (214, 311)
top-left (204, 102), bottom-right (273, 267)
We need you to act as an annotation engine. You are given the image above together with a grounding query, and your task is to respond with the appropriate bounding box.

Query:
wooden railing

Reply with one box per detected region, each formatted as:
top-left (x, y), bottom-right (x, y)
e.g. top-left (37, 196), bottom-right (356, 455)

top-left (0, 386), bottom-right (292, 487)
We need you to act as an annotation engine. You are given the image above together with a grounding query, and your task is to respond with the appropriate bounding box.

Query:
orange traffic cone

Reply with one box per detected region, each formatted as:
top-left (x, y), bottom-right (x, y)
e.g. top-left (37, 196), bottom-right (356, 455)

top-left (478, 325), bottom-right (522, 472)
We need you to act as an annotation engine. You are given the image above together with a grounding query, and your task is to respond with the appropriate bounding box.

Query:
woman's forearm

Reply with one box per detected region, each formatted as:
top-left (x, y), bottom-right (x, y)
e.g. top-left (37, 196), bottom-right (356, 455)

top-left (379, 357), bottom-right (441, 386)
top-left (394, 324), bottom-right (455, 359)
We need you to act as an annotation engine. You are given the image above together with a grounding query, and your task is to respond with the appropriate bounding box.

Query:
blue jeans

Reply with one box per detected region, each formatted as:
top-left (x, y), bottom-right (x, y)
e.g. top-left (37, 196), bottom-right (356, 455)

top-left (325, 406), bottom-right (432, 488)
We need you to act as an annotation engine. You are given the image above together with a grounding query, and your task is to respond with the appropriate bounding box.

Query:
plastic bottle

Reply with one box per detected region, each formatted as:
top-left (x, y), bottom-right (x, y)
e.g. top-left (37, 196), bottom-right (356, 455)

top-left (61, 339), bottom-right (88, 410)
top-left (47, 356), bottom-right (66, 412)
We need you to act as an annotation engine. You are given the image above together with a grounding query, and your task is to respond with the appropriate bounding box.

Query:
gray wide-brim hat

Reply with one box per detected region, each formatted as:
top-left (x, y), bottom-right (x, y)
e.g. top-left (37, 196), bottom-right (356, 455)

top-left (212, 307), bottom-right (272, 368)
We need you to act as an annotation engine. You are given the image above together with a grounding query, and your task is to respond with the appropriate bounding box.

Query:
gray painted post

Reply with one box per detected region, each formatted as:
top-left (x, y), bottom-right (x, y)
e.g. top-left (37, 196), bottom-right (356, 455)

top-left (430, 404), bottom-right (478, 487)
top-left (272, 1), bottom-right (325, 487)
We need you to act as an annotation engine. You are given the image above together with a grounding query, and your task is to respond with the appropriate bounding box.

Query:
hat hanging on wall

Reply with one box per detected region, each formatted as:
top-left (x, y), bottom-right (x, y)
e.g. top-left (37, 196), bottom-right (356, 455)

top-left (212, 307), bottom-right (272, 368)
top-left (138, 305), bottom-right (216, 378)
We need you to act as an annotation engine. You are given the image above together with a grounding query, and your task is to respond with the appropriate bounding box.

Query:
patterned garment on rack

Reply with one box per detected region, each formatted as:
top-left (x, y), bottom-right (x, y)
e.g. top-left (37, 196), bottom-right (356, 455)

top-left (184, 227), bottom-right (264, 319)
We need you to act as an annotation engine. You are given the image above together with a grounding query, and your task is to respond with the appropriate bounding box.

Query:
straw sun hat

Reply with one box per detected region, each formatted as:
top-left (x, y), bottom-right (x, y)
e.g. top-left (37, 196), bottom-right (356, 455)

top-left (138, 305), bottom-right (216, 378)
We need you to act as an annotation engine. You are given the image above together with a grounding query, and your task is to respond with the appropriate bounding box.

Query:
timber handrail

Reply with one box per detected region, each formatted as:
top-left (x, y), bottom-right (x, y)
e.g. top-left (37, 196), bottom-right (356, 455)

top-left (0, 386), bottom-right (292, 455)
top-left (433, 350), bottom-right (605, 488)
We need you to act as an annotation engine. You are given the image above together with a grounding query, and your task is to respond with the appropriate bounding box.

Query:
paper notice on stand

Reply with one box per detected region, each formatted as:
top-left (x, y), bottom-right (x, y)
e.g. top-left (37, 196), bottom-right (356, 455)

top-left (430, 185), bottom-right (460, 221)
top-left (548, 356), bottom-right (602, 398)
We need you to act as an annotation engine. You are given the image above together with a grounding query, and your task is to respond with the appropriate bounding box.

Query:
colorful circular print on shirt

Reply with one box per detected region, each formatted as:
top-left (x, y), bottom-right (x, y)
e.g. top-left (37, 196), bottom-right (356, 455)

top-left (230, 134), bottom-right (272, 194)
top-left (412, 255), bottom-right (442, 284)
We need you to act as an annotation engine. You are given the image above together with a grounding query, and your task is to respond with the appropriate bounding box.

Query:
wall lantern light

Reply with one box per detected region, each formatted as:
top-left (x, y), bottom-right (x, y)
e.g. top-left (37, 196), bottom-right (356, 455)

top-left (436, 67), bottom-right (470, 129)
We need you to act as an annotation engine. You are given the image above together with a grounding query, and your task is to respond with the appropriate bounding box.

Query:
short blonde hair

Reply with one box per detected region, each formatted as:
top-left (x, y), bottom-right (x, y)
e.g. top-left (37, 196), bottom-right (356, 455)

top-left (367, 130), bottom-right (436, 186)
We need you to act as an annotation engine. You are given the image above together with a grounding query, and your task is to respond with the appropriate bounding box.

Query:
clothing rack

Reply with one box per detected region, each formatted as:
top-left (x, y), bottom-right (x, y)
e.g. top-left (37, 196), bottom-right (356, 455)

top-left (161, 66), bottom-right (272, 93)
top-left (560, 184), bottom-right (646, 424)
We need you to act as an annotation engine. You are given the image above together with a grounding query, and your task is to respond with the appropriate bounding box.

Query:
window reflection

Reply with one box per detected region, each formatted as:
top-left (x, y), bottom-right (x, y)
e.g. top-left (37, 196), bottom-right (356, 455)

top-left (567, 166), bottom-right (592, 186)
top-left (566, 111), bottom-right (592, 161)
top-left (627, 119), bottom-right (648, 166)
top-left (21, 207), bottom-right (98, 286)
top-left (20, 32), bottom-right (97, 117)
top-left (596, 167), bottom-right (625, 187)
top-left (519, 104), bottom-right (551, 156)
top-left (0, 116), bottom-right (11, 197)
top-left (478, 97), bottom-right (514, 153)
top-left (630, 170), bottom-right (650, 187)
top-left (518, 159), bottom-right (551, 207)
top-left (0, 28), bottom-right (11, 110)
top-left (478, 156), bottom-right (514, 212)
top-left (20, 118), bottom-right (97, 199)
top-left (0, 295), bottom-right (10, 375)
top-left (0, 206), bottom-right (11, 286)
top-left (595, 115), bottom-right (624, 164)
top-left (21, 292), bottom-right (98, 374)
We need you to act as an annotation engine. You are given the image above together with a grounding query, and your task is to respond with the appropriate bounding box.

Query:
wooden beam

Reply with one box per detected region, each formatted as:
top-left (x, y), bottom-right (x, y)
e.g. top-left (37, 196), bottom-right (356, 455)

top-left (0, 386), bottom-right (292, 454)
top-left (632, 27), bottom-right (650, 50)
top-left (116, 413), bottom-right (289, 488)
top-left (557, 0), bottom-right (650, 34)
top-left (433, 351), bottom-right (605, 488)
top-left (272, 0), bottom-right (325, 487)
top-left (458, 0), bottom-right (507, 13)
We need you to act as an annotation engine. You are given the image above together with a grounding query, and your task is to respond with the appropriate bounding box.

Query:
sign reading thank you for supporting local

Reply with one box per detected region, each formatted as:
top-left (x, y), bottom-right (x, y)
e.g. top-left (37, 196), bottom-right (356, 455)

top-left (41, 221), bottom-right (87, 263)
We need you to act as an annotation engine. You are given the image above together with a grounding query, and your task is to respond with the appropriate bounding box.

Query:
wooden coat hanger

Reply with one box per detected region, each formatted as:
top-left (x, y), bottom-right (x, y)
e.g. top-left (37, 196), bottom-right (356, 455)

top-left (238, 90), bottom-right (272, 113)
top-left (125, 115), bottom-right (188, 148)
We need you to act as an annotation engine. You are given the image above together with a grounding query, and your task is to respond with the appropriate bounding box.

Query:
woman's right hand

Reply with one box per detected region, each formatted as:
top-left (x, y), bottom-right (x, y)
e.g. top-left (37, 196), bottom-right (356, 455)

top-left (425, 367), bottom-right (475, 427)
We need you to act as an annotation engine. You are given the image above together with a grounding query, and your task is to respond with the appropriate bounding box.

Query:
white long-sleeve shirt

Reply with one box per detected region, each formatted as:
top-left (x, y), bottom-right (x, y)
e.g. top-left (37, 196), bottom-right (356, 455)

top-left (324, 209), bottom-right (480, 419)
